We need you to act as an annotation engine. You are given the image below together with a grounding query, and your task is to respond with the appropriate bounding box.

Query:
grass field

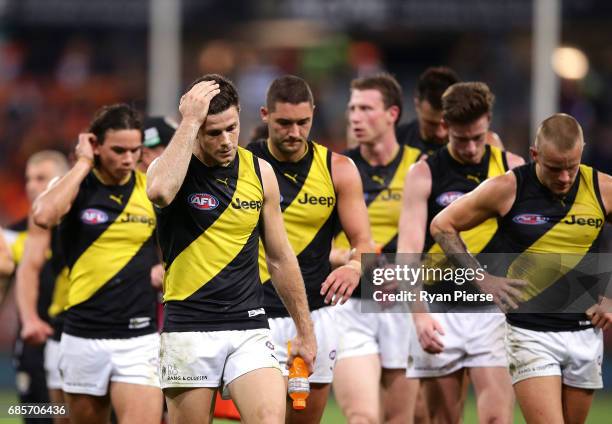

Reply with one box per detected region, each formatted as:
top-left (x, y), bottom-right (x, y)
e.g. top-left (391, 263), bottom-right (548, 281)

top-left (2, 390), bottom-right (610, 423)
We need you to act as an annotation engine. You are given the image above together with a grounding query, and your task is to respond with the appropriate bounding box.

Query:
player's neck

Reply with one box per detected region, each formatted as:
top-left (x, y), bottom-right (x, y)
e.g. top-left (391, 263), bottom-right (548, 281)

top-left (360, 135), bottom-right (400, 167)
top-left (93, 167), bottom-right (131, 186)
top-left (266, 138), bottom-right (309, 163)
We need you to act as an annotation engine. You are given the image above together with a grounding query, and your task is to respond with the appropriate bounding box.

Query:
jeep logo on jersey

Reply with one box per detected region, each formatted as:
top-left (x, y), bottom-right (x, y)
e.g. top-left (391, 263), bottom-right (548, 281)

top-left (436, 191), bottom-right (464, 207)
top-left (188, 193), bottom-right (219, 210)
top-left (81, 208), bottom-right (109, 224)
top-left (563, 215), bottom-right (604, 228)
top-left (231, 197), bottom-right (262, 211)
top-left (297, 192), bottom-right (335, 207)
top-left (512, 214), bottom-right (549, 225)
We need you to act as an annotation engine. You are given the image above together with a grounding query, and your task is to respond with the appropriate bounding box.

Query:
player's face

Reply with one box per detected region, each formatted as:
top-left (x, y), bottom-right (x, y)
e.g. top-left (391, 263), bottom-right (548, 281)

top-left (531, 140), bottom-right (583, 196)
top-left (139, 146), bottom-right (165, 171)
top-left (197, 106), bottom-right (239, 167)
top-left (415, 99), bottom-right (447, 144)
top-left (262, 101), bottom-right (313, 157)
top-left (95, 129), bottom-right (142, 182)
top-left (348, 89), bottom-right (397, 146)
top-left (25, 160), bottom-right (61, 203)
top-left (447, 114), bottom-right (490, 165)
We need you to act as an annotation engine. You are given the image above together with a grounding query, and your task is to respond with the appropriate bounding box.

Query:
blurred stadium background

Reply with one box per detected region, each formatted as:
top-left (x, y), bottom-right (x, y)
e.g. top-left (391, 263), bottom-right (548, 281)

top-left (0, 0), bottom-right (611, 422)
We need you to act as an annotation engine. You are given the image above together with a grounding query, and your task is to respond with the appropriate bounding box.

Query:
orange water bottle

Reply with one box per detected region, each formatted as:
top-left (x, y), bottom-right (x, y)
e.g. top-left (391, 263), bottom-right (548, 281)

top-left (287, 341), bottom-right (309, 410)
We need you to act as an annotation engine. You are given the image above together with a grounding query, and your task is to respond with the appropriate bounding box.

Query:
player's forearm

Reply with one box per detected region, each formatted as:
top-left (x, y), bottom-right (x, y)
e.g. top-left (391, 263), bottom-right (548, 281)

top-left (146, 120), bottom-right (199, 207)
top-left (431, 230), bottom-right (482, 272)
top-left (33, 158), bottom-right (91, 228)
top-left (15, 266), bottom-right (41, 322)
top-left (269, 257), bottom-right (314, 339)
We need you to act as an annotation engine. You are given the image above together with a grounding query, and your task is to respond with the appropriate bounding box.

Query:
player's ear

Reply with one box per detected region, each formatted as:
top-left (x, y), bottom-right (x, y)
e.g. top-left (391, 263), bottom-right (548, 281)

top-left (529, 146), bottom-right (538, 162)
top-left (260, 106), bottom-right (269, 123)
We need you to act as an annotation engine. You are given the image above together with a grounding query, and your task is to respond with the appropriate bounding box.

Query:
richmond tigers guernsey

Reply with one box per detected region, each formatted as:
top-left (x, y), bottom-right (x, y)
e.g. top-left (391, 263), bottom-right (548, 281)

top-left (489, 163), bottom-right (606, 331)
top-left (247, 140), bottom-right (337, 317)
top-left (396, 120), bottom-right (445, 157)
top-left (157, 147), bottom-right (268, 332)
top-left (425, 144), bottom-right (509, 253)
top-left (60, 170), bottom-right (158, 339)
top-left (335, 144), bottom-right (421, 297)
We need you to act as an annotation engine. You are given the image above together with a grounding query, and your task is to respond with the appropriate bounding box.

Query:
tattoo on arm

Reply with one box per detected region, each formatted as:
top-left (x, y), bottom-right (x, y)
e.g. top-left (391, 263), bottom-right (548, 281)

top-left (433, 231), bottom-right (482, 271)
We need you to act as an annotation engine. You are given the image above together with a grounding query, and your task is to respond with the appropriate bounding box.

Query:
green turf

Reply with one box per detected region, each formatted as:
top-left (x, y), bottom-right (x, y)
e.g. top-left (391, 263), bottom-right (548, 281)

top-left (1, 390), bottom-right (611, 423)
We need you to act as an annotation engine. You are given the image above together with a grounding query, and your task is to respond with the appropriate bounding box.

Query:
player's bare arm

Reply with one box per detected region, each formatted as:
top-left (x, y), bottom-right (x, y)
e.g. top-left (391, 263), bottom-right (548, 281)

top-left (32, 136), bottom-right (94, 228)
top-left (259, 158), bottom-right (317, 371)
top-left (0, 228), bottom-right (14, 277)
top-left (430, 172), bottom-right (526, 311)
top-left (15, 215), bottom-right (53, 345)
top-left (586, 171), bottom-right (612, 330)
top-left (396, 159), bottom-right (448, 353)
top-left (146, 80), bottom-right (220, 207)
top-left (320, 154), bottom-right (375, 305)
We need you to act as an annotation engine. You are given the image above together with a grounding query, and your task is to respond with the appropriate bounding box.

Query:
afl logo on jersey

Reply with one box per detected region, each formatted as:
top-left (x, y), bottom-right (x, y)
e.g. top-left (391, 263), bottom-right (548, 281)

top-left (81, 208), bottom-right (109, 224)
top-left (512, 214), bottom-right (549, 225)
top-left (436, 191), bottom-right (464, 207)
top-left (188, 193), bottom-right (219, 210)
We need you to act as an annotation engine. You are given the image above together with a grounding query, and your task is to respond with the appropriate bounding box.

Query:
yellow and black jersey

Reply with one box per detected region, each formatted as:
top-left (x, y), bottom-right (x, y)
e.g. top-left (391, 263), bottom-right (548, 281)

top-left (157, 147), bottom-right (267, 332)
top-left (47, 230), bottom-right (69, 341)
top-left (59, 170), bottom-right (158, 339)
top-left (3, 218), bottom-right (66, 335)
top-left (247, 140), bottom-right (337, 317)
top-left (335, 145), bottom-right (421, 254)
top-left (489, 163), bottom-right (606, 331)
top-left (4, 217), bottom-right (28, 265)
top-left (425, 145), bottom-right (509, 253)
top-left (335, 144), bottom-right (420, 298)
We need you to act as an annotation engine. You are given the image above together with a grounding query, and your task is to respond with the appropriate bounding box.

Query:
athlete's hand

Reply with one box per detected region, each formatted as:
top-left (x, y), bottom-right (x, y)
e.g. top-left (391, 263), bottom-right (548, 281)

top-left (179, 80), bottom-right (221, 126)
top-left (287, 334), bottom-right (317, 375)
top-left (21, 316), bottom-right (53, 345)
top-left (586, 296), bottom-right (612, 330)
top-left (413, 312), bottom-right (445, 354)
top-left (150, 263), bottom-right (164, 290)
top-left (475, 273), bottom-right (527, 313)
top-left (320, 261), bottom-right (360, 305)
top-left (76, 133), bottom-right (96, 166)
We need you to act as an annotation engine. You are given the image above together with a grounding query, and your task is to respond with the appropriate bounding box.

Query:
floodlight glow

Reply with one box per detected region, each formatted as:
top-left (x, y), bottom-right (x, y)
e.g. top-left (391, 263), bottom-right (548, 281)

top-left (552, 47), bottom-right (589, 80)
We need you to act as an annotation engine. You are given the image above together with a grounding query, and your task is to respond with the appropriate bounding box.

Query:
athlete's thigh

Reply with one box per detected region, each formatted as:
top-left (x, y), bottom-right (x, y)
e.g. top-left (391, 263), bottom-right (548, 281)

top-left (514, 376), bottom-right (563, 424)
top-left (228, 367), bottom-right (285, 424)
top-left (110, 381), bottom-right (163, 424)
top-left (561, 385), bottom-right (595, 424)
top-left (64, 392), bottom-right (111, 424)
top-left (333, 354), bottom-right (381, 422)
top-left (165, 387), bottom-right (216, 424)
top-left (381, 368), bottom-right (418, 424)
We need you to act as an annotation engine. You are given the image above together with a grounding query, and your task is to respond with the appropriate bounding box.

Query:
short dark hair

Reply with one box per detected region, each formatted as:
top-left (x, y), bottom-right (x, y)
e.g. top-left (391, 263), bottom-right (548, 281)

top-left (351, 73), bottom-right (403, 123)
top-left (88, 103), bottom-right (142, 145)
top-left (442, 82), bottom-right (495, 125)
top-left (415, 66), bottom-right (461, 110)
top-left (187, 73), bottom-right (240, 115)
top-left (535, 113), bottom-right (583, 151)
top-left (266, 75), bottom-right (314, 111)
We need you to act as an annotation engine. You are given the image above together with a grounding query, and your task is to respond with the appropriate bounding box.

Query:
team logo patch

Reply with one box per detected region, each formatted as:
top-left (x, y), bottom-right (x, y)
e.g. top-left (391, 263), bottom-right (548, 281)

top-left (512, 214), bottom-right (549, 225)
top-left (436, 191), bottom-right (464, 207)
top-left (188, 193), bottom-right (219, 210)
top-left (81, 208), bottom-right (109, 224)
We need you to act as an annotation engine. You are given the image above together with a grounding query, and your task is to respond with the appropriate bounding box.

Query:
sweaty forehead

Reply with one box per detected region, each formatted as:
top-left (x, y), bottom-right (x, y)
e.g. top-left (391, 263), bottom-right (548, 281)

top-left (204, 106), bottom-right (239, 131)
top-left (448, 115), bottom-right (489, 139)
top-left (540, 139), bottom-right (583, 164)
top-left (270, 102), bottom-right (313, 120)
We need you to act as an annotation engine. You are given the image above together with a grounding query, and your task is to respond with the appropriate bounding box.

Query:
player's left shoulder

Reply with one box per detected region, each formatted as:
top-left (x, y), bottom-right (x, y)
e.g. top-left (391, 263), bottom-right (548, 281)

top-left (505, 151), bottom-right (526, 170)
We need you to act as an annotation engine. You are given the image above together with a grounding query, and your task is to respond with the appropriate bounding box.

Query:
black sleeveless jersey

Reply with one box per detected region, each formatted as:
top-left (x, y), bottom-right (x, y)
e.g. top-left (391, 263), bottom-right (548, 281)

top-left (60, 170), bottom-right (158, 339)
top-left (158, 147), bottom-right (268, 332)
top-left (247, 140), bottom-right (337, 318)
top-left (487, 163), bottom-right (606, 331)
